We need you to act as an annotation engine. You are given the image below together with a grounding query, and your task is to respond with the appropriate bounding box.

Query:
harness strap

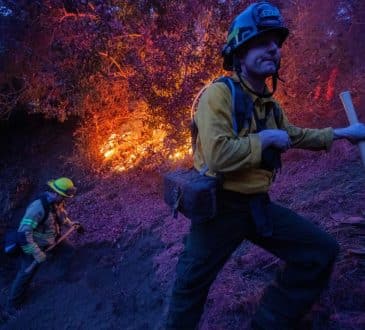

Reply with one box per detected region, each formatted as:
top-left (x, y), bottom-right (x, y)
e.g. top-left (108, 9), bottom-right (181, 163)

top-left (191, 76), bottom-right (283, 173)
top-left (39, 193), bottom-right (51, 226)
top-left (215, 76), bottom-right (254, 134)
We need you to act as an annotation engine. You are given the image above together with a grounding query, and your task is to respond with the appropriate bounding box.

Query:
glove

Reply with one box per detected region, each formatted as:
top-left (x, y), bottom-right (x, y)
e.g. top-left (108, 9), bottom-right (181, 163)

top-left (72, 222), bottom-right (85, 234)
top-left (33, 250), bottom-right (47, 263)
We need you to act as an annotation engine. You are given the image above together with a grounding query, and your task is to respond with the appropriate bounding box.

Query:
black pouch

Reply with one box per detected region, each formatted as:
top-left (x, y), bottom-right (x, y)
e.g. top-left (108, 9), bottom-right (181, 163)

top-left (163, 168), bottom-right (220, 223)
top-left (261, 147), bottom-right (282, 172)
top-left (4, 230), bottom-right (21, 256)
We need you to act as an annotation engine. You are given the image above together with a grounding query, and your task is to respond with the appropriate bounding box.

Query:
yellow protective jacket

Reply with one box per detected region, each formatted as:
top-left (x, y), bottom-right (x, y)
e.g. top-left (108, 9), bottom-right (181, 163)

top-left (193, 75), bottom-right (334, 194)
top-left (18, 198), bottom-right (72, 259)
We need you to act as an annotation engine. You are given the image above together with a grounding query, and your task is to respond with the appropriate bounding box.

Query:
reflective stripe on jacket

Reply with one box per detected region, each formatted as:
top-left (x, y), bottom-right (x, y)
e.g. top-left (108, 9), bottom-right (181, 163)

top-left (18, 199), bottom-right (71, 256)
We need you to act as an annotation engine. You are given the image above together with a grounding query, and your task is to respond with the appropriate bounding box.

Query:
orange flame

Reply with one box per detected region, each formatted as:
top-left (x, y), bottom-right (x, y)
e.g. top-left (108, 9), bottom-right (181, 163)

top-left (326, 67), bottom-right (338, 101)
top-left (314, 85), bottom-right (321, 100)
top-left (312, 67), bottom-right (338, 102)
top-left (99, 123), bottom-right (191, 172)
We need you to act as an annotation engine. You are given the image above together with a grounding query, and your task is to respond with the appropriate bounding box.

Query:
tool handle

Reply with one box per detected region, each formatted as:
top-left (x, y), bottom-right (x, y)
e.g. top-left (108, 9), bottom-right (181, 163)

top-left (25, 260), bottom-right (38, 274)
top-left (24, 226), bottom-right (78, 274)
top-left (340, 91), bottom-right (365, 166)
top-left (45, 226), bottom-right (76, 251)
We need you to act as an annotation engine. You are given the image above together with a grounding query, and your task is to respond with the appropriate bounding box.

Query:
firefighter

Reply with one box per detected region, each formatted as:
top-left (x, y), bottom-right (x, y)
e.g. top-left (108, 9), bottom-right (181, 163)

top-left (166, 2), bottom-right (365, 329)
top-left (8, 177), bottom-right (83, 309)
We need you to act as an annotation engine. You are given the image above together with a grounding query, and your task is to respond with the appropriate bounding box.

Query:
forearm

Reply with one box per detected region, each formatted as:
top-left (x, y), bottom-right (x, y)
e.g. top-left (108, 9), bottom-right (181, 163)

top-left (285, 125), bottom-right (333, 150)
top-left (20, 230), bottom-right (43, 256)
top-left (202, 134), bottom-right (262, 172)
top-left (277, 111), bottom-right (333, 150)
top-left (63, 216), bottom-right (74, 227)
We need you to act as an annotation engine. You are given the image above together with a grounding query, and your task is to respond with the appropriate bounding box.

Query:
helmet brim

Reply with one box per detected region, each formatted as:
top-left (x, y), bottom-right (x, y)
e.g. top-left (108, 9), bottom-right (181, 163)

top-left (222, 27), bottom-right (289, 71)
top-left (47, 180), bottom-right (76, 198)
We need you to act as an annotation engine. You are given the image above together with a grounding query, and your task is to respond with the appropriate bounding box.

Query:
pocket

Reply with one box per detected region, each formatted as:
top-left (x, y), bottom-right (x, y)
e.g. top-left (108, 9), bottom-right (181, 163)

top-left (164, 168), bottom-right (219, 221)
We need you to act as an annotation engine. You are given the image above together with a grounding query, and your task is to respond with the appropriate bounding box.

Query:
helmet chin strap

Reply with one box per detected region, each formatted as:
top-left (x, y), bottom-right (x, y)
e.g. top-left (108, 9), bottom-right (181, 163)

top-left (233, 56), bottom-right (280, 98)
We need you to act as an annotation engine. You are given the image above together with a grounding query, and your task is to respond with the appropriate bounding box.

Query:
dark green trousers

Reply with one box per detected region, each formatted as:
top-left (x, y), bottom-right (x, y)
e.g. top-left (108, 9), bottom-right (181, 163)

top-left (166, 191), bottom-right (340, 330)
top-left (8, 254), bottom-right (39, 308)
top-left (8, 241), bottom-right (74, 308)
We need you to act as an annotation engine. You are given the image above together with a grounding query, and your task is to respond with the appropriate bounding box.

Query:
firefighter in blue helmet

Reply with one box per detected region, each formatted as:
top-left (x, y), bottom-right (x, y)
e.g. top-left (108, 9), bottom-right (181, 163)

top-left (166, 2), bottom-right (365, 329)
top-left (8, 177), bottom-right (83, 309)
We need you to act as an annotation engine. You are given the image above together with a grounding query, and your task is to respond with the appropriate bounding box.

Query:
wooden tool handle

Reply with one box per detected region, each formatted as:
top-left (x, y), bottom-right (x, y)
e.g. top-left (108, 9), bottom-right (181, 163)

top-left (340, 91), bottom-right (365, 166)
top-left (25, 226), bottom-right (78, 273)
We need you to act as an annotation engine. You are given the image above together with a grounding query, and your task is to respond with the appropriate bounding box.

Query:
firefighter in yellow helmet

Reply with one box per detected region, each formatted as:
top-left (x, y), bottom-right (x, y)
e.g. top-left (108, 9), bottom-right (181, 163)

top-left (8, 177), bottom-right (83, 309)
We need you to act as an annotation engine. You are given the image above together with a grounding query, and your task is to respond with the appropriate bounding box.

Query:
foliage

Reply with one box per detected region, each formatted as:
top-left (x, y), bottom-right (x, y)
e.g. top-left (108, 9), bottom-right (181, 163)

top-left (1, 0), bottom-right (364, 170)
top-left (277, 0), bottom-right (365, 125)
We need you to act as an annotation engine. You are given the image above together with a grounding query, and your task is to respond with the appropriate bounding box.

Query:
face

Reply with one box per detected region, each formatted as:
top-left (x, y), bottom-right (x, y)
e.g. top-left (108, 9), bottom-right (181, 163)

top-left (239, 32), bottom-right (282, 79)
top-left (48, 191), bottom-right (65, 204)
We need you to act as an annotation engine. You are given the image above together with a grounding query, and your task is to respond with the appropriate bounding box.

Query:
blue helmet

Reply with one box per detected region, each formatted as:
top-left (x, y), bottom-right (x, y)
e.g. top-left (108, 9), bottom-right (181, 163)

top-left (222, 1), bottom-right (289, 71)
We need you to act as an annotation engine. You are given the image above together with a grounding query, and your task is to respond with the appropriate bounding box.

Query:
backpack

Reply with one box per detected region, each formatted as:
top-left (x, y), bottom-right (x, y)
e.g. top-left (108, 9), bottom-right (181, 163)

top-left (163, 76), bottom-right (281, 223)
top-left (3, 194), bottom-right (51, 256)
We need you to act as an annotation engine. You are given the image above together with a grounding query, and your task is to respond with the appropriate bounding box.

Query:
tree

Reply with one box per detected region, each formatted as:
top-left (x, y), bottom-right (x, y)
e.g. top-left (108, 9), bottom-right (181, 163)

top-left (1, 0), bottom-right (364, 171)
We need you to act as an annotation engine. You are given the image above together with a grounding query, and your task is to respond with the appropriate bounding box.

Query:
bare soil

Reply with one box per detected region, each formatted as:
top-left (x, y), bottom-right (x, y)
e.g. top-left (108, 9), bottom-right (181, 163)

top-left (1, 118), bottom-right (365, 330)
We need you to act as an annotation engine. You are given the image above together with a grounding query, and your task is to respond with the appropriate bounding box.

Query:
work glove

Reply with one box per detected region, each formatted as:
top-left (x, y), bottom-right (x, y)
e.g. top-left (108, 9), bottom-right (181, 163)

top-left (335, 123), bottom-right (365, 143)
top-left (72, 222), bottom-right (85, 234)
top-left (258, 129), bottom-right (291, 151)
top-left (33, 250), bottom-right (47, 263)
top-left (347, 123), bottom-right (365, 141)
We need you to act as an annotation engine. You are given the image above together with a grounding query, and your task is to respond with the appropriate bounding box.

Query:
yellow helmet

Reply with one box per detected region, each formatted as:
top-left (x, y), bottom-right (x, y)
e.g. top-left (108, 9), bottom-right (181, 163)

top-left (47, 177), bottom-right (77, 198)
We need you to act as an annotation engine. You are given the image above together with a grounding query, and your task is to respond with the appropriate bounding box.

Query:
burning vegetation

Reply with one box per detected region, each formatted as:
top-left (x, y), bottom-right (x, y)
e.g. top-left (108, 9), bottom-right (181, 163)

top-left (0, 0), bottom-right (365, 172)
top-left (2, 2), bottom-right (365, 329)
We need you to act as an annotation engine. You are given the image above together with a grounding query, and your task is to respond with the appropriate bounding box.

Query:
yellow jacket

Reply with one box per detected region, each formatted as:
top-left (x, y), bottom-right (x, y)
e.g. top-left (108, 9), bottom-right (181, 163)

top-left (18, 198), bottom-right (72, 258)
top-left (193, 75), bottom-right (333, 194)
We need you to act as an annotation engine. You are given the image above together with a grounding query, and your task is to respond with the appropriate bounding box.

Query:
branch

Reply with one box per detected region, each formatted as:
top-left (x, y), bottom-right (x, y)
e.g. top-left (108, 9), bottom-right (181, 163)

top-left (59, 8), bottom-right (98, 23)
top-left (98, 52), bottom-right (129, 79)
top-left (0, 85), bottom-right (27, 120)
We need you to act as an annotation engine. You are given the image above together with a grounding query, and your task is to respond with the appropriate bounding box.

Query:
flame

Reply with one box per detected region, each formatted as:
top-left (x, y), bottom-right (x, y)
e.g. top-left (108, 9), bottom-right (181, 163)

top-left (104, 149), bottom-right (116, 159)
top-left (168, 146), bottom-right (192, 161)
top-left (326, 67), bottom-right (338, 101)
top-left (314, 85), bottom-right (321, 100)
top-left (99, 122), bottom-right (191, 172)
top-left (313, 67), bottom-right (339, 102)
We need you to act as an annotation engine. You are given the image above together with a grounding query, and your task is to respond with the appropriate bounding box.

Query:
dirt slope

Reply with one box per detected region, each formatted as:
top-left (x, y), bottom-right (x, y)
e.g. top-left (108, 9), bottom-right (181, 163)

top-left (1, 121), bottom-right (365, 330)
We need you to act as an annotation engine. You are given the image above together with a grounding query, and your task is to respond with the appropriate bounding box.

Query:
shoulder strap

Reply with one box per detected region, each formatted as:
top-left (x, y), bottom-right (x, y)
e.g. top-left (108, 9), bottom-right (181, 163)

top-left (215, 77), bottom-right (254, 135)
top-left (272, 103), bottom-right (281, 128)
top-left (39, 193), bottom-right (51, 226)
top-left (192, 77), bottom-right (281, 139)
top-left (190, 82), bottom-right (215, 153)
top-left (190, 76), bottom-right (255, 153)
top-left (252, 102), bottom-right (282, 132)
top-left (189, 77), bottom-right (258, 177)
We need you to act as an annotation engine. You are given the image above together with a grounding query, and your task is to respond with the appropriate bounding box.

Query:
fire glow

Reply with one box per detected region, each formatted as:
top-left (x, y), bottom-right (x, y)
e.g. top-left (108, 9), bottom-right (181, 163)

top-left (313, 67), bottom-right (339, 101)
top-left (100, 126), bottom-right (192, 172)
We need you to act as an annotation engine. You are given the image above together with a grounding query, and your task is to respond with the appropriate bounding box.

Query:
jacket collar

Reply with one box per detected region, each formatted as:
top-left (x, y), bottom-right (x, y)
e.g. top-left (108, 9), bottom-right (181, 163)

top-left (231, 73), bottom-right (275, 104)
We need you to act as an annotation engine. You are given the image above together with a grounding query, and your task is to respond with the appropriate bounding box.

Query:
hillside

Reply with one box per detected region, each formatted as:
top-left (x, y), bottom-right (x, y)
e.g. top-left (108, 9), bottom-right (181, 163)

top-left (1, 1), bottom-right (365, 329)
top-left (1, 120), bottom-right (365, 330)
